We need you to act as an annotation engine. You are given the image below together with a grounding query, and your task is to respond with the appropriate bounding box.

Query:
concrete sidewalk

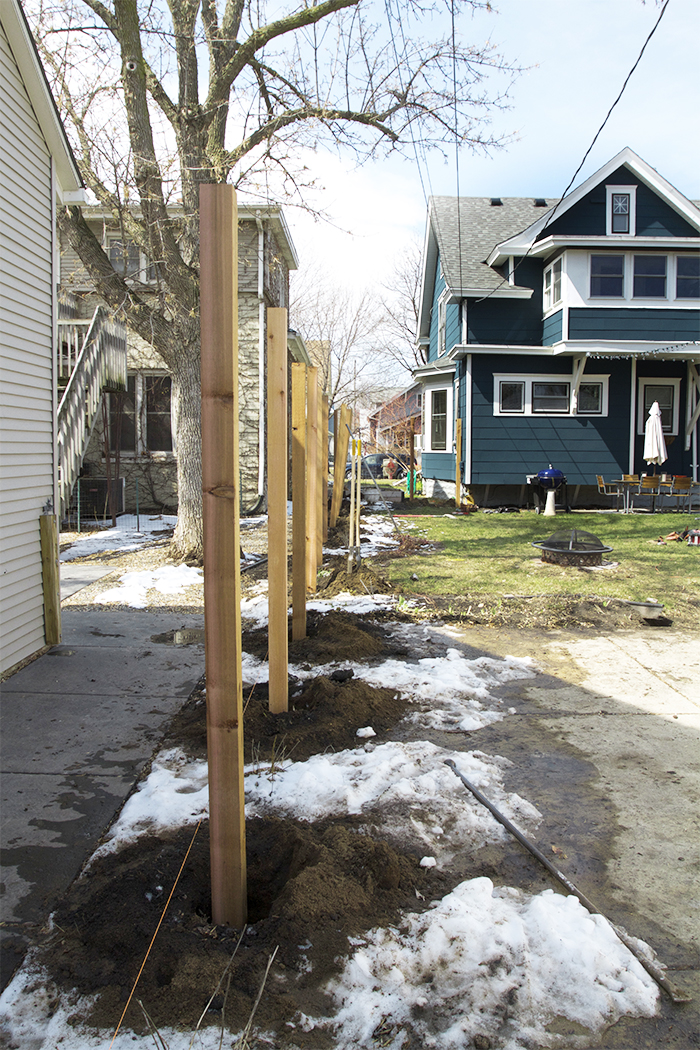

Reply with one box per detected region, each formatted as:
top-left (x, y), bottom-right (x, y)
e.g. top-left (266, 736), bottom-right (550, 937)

top-left (0, 607), bottom-right (205, 990)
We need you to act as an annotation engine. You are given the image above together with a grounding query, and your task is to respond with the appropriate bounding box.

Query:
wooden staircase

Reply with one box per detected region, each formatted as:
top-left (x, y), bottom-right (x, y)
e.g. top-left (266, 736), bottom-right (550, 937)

top-left (57, 305), bottom-right (127, 518)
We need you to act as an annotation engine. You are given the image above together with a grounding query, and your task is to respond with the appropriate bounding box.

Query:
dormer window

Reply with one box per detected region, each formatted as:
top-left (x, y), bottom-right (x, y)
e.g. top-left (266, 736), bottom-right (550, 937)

top-left (606, 184), bottom-right (636, 236)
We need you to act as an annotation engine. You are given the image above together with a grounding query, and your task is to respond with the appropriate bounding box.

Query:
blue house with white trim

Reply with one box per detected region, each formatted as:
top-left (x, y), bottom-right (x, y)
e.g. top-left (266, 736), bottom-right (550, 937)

top-left (414, 148), bottom-right (700, 506)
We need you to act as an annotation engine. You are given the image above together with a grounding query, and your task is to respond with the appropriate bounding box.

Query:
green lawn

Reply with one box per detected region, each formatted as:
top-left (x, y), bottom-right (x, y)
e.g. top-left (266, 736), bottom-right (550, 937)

top-left (377, 505), bottom-right (700, 622)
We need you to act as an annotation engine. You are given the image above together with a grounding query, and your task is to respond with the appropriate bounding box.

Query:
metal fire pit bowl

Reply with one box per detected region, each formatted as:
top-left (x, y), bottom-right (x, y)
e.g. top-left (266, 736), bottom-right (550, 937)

top-left (532, 528), bottom-right (613, 567)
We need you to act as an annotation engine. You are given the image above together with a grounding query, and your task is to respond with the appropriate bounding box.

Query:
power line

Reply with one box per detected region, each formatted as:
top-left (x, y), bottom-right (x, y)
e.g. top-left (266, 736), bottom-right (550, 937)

top-left (469, 0), bottom-right (673, 303)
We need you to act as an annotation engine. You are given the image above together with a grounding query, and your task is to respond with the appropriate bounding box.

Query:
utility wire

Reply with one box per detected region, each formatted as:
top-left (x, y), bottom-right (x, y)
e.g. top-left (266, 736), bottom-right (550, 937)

top-left (470, 0), bottom-right (672, 303)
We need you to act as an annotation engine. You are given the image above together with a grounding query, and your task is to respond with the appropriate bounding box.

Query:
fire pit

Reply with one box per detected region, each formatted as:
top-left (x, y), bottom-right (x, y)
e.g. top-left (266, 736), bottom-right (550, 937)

top-left (532, 528), bottom-right (613, 567)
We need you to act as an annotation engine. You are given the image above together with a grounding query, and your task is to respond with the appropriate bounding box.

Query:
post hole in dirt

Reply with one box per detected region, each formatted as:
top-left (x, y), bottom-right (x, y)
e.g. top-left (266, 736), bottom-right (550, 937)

top-left (199, 184), bottom-right (247, 928)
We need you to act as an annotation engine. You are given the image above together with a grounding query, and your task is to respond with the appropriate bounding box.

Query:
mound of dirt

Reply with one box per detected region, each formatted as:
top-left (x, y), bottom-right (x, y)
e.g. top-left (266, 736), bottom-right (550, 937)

top-left (43, 815), bottom-right (444, 1041)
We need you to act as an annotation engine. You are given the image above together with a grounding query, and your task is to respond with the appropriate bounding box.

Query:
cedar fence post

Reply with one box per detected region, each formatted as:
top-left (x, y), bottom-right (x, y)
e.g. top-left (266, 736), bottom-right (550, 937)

top-left (305, 366), bottom-right (319, 592)
top-left (455, 417), bottom-right (462, 509)
top-left (199, 184), bottom-right (247, 928)
top-left (267, 308), bottom-right (289, 713)
top-left (291, 363), bottom-right (307, 640)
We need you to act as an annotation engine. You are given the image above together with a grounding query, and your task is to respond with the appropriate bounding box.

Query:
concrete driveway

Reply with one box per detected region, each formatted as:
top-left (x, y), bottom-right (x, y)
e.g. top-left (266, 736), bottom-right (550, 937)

top-left (0, 607), bottom-right (205, 990)
top-left (445, 624), bottom-right (700, 1048)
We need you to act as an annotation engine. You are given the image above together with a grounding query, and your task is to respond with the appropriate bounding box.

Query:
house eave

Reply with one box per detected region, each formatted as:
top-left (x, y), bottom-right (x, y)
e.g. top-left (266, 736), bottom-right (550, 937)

top-left (489, 235), bottom-right (700, 265)
top-left (448, 340), bottom-right (700, 362)
top-left (1, 0), bottom-right (83, 193)
top-left (413, 357), bottom-right (457, 380)
top-left (487, 147), bottom-right (700, 263)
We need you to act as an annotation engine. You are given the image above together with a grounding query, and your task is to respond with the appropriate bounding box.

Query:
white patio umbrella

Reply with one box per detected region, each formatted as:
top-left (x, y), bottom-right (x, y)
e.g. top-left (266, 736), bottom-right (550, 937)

top-left (643, 401), bottom-right (668, 469)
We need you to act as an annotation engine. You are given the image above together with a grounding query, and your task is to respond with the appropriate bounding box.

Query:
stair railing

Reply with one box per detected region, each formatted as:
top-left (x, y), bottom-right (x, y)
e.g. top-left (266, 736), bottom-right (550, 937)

top-left (57, 307), bottom-right (127, 517)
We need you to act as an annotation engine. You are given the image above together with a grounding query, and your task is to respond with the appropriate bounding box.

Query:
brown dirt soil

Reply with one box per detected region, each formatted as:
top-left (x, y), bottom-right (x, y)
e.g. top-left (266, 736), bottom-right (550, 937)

top-left (45, 816), bottom-right (446, 1041)
top-left (30, 613), bottom-right (443, 1044)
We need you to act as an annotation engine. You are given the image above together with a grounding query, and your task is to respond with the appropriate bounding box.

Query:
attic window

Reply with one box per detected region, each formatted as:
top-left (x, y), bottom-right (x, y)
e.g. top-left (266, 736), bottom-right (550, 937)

top-left (605, 184), bottom-right (636, 236)
top-left (534, 199), bottom-right (547, 207)
top-left (490, 198), bottom-right (503, 207)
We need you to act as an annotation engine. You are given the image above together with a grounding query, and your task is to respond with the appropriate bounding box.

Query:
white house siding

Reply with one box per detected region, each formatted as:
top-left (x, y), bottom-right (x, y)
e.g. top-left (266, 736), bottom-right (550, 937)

top-left (0, 22), bottom-right (55, 675)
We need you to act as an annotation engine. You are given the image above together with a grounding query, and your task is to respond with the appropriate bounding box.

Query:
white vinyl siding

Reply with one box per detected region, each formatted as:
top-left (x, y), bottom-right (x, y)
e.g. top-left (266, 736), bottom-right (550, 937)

top-left (0, 21), bottom-right (55, 674)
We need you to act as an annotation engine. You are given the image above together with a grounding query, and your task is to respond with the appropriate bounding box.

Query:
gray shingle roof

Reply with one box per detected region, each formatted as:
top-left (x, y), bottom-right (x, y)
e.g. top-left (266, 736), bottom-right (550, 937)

top-left (429, 196), bottom-right (555, 291)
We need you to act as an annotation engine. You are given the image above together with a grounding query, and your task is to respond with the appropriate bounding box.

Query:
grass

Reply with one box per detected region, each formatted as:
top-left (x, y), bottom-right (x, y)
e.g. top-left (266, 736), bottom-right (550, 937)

top-left (377, 505), bottom-right (700, 621)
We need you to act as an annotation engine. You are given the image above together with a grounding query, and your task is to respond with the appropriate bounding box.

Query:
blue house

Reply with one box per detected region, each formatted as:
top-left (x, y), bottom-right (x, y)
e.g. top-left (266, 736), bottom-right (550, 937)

top-left (414, 148), bottom-right (700, 506)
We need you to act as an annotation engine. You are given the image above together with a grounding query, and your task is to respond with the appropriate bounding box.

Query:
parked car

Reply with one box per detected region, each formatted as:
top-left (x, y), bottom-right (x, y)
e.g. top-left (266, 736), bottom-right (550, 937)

top-left (345, 453), bottom-right (408, 479)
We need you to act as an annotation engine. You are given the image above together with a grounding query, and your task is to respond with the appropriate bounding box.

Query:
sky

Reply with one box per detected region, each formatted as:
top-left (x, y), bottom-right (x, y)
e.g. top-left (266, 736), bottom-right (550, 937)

top-left (285, 0), bottom-right (700, 295)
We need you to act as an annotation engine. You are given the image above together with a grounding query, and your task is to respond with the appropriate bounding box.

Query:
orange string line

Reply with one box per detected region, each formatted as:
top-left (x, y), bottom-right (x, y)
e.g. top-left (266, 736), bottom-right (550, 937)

top-left (109, 819), bottom-right (202, 1048)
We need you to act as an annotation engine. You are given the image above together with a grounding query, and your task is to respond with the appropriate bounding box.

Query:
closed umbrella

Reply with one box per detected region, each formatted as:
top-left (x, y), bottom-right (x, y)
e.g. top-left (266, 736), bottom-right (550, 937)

top-left (643, 400), bottom-right (667, 470)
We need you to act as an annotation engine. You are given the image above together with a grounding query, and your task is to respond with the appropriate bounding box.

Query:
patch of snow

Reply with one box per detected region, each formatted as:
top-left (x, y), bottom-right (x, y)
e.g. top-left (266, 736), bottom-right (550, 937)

top-left (324, 877), bottom-right (658, 1049)
top-left (244, 741), bottom-right (541, 862)
top-left (60, 514), bottom-right (176, 562)
top-left (93, 564), bottom-right (202, 607)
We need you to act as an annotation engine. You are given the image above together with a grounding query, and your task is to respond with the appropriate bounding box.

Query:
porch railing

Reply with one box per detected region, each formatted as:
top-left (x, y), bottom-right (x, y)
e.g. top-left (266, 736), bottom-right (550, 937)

top-left (57, 307), bottom-right (127, 517)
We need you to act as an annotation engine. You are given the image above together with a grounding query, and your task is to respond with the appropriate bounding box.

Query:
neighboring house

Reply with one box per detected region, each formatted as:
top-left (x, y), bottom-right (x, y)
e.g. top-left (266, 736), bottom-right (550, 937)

top-left (414, 148), bottom-right (700, 505)
top-left (368, 384), bottom-right (422, 456)
top-left (60, 205), bottom-right (308, 516)
top-left (0, 0), bottom-right (85, 674)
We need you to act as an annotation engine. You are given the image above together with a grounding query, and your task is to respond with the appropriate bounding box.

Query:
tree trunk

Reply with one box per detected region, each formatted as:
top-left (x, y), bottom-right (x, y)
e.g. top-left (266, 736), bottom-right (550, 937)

top-left (170, 342), bottom-right (203, 562)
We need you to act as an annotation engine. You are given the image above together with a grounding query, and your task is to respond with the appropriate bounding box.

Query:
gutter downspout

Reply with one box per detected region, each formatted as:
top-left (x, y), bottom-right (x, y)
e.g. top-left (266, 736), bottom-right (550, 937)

top-left (256, 214), bottom-right (265, 499)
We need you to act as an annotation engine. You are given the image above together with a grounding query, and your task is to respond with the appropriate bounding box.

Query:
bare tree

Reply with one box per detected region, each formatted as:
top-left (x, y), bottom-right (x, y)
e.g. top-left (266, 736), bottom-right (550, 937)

top-left (290, 267), bottom-right (396, 414)
top-left (380, 239), bottom-right (425, 375)
top-left (29, 0), bottom-right (517, 559)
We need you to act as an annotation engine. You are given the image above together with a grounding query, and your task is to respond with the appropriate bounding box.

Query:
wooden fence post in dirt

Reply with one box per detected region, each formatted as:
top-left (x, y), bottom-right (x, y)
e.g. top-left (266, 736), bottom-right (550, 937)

top-left (291, 363), bottom-right (307, 640)
top-left (329, 403), bottom-right (352, 529)
top-left (305, 366), bottom-right (319, 592)
top-left (455, 417), bottom-right (462, 510)
top-left (267, 308), bottom-right (289, 713)
top-left (199, 183), bottom-right (246, 928)
top-left (408, 422), bottom-right (416, 499)
top-left (321, 394), bottom-right (329, 543)
top-left (40, 513), bottom-right (61, 645)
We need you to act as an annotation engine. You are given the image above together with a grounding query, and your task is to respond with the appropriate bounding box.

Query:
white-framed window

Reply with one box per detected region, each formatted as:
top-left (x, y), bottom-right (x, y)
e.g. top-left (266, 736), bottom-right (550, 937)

top-left (107, 236), bottom-right (156, 283)
top-left (590, 254), bottom-right (624, 297)
top-left (588, 252), bottom-right (699, 302)
top-left (494, 373), bottom-right (609, 417)
top-left (544, 257), bottom-right (563, 311)
top-left (423, 383), bottom-right (453, 452)
top-left (109, 372), bottom-right (174, 454)
top-left (606, 184), bottom-right (637, 236)
top-left (677, 255), bottom-right (700, 298)
top-left (633, 255), bottom-right (666, 298)
top-left (637, 377), bottom-right (681, 435)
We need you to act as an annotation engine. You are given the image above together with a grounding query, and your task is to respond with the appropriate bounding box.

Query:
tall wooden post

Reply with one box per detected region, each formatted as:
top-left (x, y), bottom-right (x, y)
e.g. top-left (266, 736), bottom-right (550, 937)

top-left (408, 423), bottom-right (416, 499)
top-left (455, 417), bottom-right (462, 509)
top-left (267, 308), bottom-right (289, 713)
top-left (200, 184), bottom-right (246, 928)
top-left (321, 394), bottom-right (329, 542)
top-left (291, 363), bottom-right (307, 640)
top-left (305, 366), bottom-right (319, 592)
top-left (329, 403), bottom-right (351, 528)
top-left (40, 514), bottom-right (61, 645)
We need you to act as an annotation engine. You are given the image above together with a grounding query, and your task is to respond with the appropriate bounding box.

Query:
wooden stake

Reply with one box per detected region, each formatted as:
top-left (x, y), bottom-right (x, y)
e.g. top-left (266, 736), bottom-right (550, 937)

top-left (316, 391), bottom-right (326, 559)
top-left (347, 436), bottom-right (356, 574)
top-left (455, 417), bottom-right (462, 509)
top-left (40, 514), bottom-right (61, 645)
top-left (329, 403), bottom-right (351, 528)
top-left (266, 308), bottom-right (289, 713)
top-left (305, 366), bottom-right (319, 592)
top-left (408, 423), bottom-right (416, 499)
top-left (291, 363), bottom-right (307, 640)
top-left (321, 394), bottom-right (329, 543)
top-left (199, 184), bottom-right (246, 929)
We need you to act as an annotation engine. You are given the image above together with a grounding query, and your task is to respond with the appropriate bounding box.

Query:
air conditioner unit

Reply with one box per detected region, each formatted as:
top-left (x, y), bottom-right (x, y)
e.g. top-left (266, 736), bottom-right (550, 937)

top-left (76, 477), bottom-right (125, 519)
